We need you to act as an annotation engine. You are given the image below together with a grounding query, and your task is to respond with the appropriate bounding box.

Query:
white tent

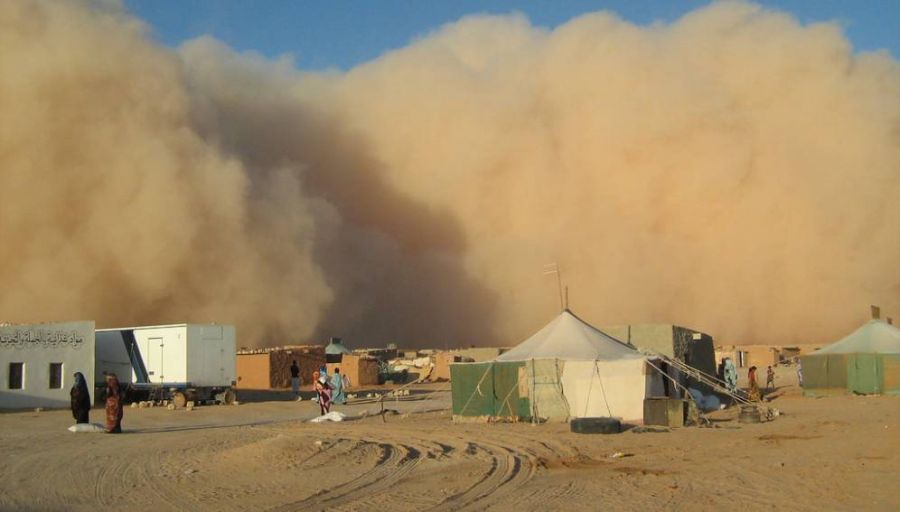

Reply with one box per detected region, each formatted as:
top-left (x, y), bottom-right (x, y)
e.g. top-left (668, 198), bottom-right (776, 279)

top-left (496, 310), bottom-right (642, 361)
top-left (492, 310), bottom-right (664, 422)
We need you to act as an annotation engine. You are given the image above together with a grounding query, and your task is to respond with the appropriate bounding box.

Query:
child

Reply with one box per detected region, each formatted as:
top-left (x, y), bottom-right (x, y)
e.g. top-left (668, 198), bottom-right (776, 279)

top-left (766, 365), bottom-right (775, 390)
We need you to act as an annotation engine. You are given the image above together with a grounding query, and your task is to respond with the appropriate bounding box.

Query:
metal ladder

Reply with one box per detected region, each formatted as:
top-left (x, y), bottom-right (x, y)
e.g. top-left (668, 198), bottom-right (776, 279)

top-left (645, 352), bottom-right (757, 408)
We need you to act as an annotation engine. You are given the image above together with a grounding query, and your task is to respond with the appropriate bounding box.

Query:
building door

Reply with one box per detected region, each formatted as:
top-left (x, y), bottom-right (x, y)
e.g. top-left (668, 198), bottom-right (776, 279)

top-left (218, 345), bottom-right (226, 383)
top-left (148, 337), bottom-right (164, 383)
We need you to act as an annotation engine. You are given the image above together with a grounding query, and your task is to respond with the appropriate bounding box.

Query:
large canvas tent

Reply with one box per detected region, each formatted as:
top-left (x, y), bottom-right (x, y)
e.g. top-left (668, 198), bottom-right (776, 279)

top-left (801, 320), bottom-right (900, 396)
top-left (451, 310), bottom-right (666, 423)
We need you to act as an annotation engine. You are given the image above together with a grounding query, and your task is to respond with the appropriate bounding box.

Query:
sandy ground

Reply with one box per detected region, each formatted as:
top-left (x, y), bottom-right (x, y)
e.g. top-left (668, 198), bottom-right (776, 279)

top-left (0, 377), bottom-right (897, 512)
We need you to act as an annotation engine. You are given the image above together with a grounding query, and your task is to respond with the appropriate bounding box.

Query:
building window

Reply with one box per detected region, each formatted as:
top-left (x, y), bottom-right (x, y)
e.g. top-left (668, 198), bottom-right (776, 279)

top-left (49, 363), bottom-right (63, 389)
top-left (8, 363), bottom-right (24, 390)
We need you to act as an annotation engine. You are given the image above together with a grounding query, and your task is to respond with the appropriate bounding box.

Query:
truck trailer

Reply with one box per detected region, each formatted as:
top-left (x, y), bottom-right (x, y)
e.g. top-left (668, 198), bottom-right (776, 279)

top-left (95, 324), bottom-right (236, 406)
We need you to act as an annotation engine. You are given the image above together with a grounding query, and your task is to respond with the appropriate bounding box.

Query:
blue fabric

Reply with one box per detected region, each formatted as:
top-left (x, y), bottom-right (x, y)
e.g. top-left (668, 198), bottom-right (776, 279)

top-left (331, 373), bottom-right (345, 404)
top-left (688, 387), bottom-right (722, 412)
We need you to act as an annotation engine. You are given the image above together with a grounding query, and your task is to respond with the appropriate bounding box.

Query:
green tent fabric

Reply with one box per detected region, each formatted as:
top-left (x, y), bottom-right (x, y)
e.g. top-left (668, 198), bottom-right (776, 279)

top-left (450, 361), bottom-right (529, 419)
top-left (525, 359), bottom-right (569, 421)
top-left (802, 320), bottom-right (900, 396)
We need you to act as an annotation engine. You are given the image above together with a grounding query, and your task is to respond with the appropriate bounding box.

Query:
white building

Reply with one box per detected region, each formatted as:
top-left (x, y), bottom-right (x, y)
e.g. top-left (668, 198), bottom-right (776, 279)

top-left (0, 321), bottom-right (95, 409)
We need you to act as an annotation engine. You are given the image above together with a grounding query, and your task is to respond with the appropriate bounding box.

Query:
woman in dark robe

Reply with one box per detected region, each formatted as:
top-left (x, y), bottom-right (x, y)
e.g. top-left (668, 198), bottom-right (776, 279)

top-left (105, 373), bottom-right (124, 433)
top-left (70, 372), bottom-right (91, 424)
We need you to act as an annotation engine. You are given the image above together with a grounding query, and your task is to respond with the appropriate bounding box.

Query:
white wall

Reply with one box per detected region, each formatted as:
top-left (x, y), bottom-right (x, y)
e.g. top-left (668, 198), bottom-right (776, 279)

top-left (185, 324), bottom-right (236, 387)
top-left (134, 326), bottom-right (188, 384)
top-left (561, 358), bottom-right (650, 422)
top-left (0, 321), bottom-right (95, 409)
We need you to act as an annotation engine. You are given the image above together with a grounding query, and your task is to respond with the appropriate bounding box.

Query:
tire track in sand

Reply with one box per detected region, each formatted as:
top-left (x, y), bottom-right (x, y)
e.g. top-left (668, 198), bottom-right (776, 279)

top-left (429, 439), bottom-right (537, 511)
top-left (267, 439), bottom-right (422, 511)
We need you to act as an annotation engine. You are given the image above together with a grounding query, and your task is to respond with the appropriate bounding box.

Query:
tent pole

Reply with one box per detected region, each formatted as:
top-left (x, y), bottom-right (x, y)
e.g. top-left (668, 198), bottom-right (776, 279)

top-left (531, 359), bottom-right (537, 424)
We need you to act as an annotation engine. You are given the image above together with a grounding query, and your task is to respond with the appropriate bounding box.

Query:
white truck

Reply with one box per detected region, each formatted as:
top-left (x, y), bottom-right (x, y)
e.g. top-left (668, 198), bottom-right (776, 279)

top-left (95, 324), bottom-right (236, 406)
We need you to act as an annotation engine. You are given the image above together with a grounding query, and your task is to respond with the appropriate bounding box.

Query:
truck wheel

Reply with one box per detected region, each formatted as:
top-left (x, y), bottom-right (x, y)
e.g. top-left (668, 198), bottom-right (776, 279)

top-left (172, 391), bottom-right (187, 409)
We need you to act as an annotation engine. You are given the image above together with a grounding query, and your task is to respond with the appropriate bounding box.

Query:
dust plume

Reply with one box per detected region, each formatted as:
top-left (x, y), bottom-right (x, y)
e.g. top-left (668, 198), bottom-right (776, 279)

top-left (1, 1), bottom-right (898, 347)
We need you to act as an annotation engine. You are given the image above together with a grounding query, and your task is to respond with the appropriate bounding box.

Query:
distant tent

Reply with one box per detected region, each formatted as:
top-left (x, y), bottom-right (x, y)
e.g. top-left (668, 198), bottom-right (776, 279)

top-left (801, 320), bottom-right (900, 396)
top-left (451, 310), bottom-right (667, 423)
top-left (325, 337), bottom-right (351, 363)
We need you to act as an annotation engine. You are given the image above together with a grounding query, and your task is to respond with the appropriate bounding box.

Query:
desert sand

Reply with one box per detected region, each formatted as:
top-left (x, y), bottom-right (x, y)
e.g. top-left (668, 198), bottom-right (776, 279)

top-left (0, 375), bottom-right (897, 512)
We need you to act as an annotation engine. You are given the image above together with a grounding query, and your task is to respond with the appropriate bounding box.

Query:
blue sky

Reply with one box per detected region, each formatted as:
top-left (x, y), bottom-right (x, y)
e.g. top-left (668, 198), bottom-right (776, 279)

top-left (125, 1), bottom-right (900, 70)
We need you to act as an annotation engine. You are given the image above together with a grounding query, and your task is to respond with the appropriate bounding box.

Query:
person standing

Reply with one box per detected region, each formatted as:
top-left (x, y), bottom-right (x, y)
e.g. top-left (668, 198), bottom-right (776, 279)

top-left (797, 359), bottom-right (804, 387)
top-left (331, 368), bottom-right (346, 405)
top-left (70, 372), bottom-right (91, 424)
top-left (723, 358), bottom-right (738, 393)
top-left (104, 373), bottom-right (124, 433)
top-left (313, 371), bottom-right (332, 415)
top-left (766, 366), bottom-right (775, 390)
top-left (748, 366), bottom-right (761, 402)
top-left (290, 360), bottom-right (301, 398)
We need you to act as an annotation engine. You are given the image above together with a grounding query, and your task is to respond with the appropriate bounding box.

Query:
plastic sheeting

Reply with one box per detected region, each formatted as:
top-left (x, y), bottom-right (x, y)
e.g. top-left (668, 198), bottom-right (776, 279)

top-left (309, 411), bottom-right (346, 423)
top-left (68, 423), bottom-right (106, 433)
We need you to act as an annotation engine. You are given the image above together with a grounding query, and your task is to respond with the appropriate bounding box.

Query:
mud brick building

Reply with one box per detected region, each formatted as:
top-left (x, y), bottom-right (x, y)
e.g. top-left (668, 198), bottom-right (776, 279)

top-left (326, 354), bottom-right (380, 387)
top-left (236, 345), bottom-right (325, 389)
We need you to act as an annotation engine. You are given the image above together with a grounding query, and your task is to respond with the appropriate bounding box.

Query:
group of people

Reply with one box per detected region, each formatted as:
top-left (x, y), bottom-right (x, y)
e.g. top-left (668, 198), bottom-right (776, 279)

top-left (720, 357), bottom-right (806, 403)
top-left (718, 358), bottom-right (780, 402)
top-left (290, 361), bottom-right (351, 416)
top-left (70, 362), bottom-right (353, 430)
top-left (69, 372), bottom-right (124, 433)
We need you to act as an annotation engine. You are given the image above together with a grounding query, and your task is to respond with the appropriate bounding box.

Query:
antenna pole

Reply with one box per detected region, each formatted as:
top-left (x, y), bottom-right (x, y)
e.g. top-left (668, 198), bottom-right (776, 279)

top-left (543, 262), bottom-right (564, 312)
top-left (556, 268), bottom-right (564, 312)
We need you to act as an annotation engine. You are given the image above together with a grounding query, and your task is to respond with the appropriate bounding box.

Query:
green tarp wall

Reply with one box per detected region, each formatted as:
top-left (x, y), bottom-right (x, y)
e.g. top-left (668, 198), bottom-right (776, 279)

top-left (526, 359), bottom-right (569, 421)
top-left (802, 353), bottom-right (900, 396)
top-left (450, 362), bottom-right (530, 418)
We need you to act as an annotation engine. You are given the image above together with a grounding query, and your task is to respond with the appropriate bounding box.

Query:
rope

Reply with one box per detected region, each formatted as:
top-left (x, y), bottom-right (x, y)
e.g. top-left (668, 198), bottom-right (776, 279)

top-left (583, 361), bottom-right (595, 417)
top-left (555, 359), bottom-right (571, 422)
top-left (594, 360), bottom-right (614, 417)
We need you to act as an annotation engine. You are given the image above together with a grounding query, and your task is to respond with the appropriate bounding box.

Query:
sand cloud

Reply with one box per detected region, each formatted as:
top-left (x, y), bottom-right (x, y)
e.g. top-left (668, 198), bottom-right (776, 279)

top-left (1, 1), bottom-right (897, 347)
